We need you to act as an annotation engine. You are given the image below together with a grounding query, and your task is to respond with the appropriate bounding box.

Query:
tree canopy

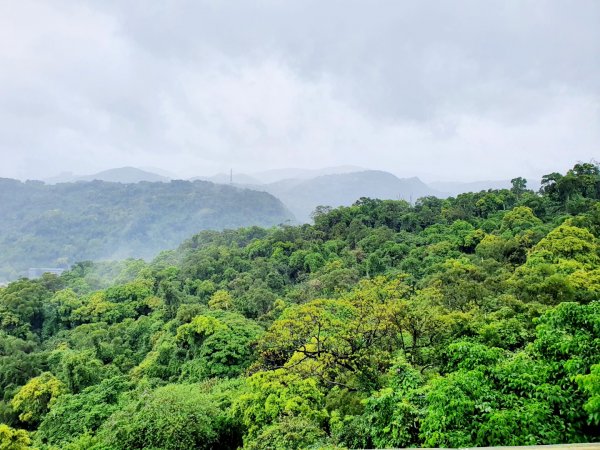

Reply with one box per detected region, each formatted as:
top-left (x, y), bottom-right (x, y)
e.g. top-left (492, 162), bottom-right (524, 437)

top-left (0, 162), bottom-right (599, 449)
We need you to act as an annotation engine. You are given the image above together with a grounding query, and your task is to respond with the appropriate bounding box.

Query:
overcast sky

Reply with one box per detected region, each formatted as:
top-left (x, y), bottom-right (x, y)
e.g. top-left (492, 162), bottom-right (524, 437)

top-left (0, 0), bottom-right (598, 182)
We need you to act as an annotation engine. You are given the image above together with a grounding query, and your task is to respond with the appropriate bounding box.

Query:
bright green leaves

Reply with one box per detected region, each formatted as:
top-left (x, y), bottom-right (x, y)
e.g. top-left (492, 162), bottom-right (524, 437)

top-left (208, 289), bottom-right (233, 310)
top-left (444, 341), bottom-right (504, 371)
top-left (48, 347), bottom-right (112, 394)
top-left (260, 298), bottom-right (362, 380)
top-left (70, 292), bottom-right (128, 325)
top-left (259, 276), bottom-right (412, 389)
top-left (0, 278), bottom-right (56, 338)
top-left (420, 369), bottom-right (491, 447)
top-left (243, 416), bottom-right (327, 450)
top-left (344, 302), bottom-right (600, 449)
top-left (533, 301), bottom-right (600, 378)
top-left (533, 223), bottom-right (599, 267)
top-left (577, 364), bottom-right (600, 425)
top-left (176, 315), bottom-right (227, 346)
top-left (474, 299), bottom-right (541, 350)
top-left (418, 303), bottom-right (600, 446)
top-left (36, 376), bottom-right (131, 447)
top-left (0, 424), bottom-right (32, 450)
top-left (429, 258), bottom-right (489, 311)
top-left (134, 310), bottom-right (263, 382)
top-left (98, 382), bottom-right (238, 450)
top-left (11, 372), bottom-right (64, 425)
top-left (176, 312), bottom-right (263, 380)
top-left (41, 288), bottom-right (82, 337)
top-left (348, 359), bottom-right (424, 449)
top-left (541, 162), bottom-right (600, 213)
top-left (420, 351), bottom-right (565, 447)
top-left (511, 223), bottom-right (600, 304)
top-left (233, 369), bottom-right (327, 448)
top-left (501, 206), bottom-right (543, 234)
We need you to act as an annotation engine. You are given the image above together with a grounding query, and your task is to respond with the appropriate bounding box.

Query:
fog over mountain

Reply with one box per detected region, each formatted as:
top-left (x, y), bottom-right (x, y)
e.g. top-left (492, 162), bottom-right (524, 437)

top-left (0, 178), bottom-right (293, 280)
top-left (253, 170), bottom-right (442, 223)
top-left (251, 166), bottom-right (365, 184)
top-left (1, 1), bottom-right (598, 181)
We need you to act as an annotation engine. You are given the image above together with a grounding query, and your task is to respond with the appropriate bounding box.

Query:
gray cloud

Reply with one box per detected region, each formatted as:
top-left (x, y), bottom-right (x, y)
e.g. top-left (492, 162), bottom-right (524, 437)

top-left (0, 0), bottom-right (598, 182)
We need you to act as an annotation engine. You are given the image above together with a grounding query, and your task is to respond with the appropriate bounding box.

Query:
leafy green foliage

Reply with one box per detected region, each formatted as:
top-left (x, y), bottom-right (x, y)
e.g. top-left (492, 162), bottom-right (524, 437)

top-left (577, 364), bottom-right (600, 426)
top-left (176, 311), bottom-right (264, 380)
top-left (0, 424), bottom-right (32, 450)
top-left (0, 162), bottom-right (599, 448)
top-left (98, 382), bottom-right (238, 450)
top-left (10, 373), bottom-right (64, 426)
top-left (233, 369), bottom-right (327, 445)
top-left (36, 376), bottom-right (131, 447)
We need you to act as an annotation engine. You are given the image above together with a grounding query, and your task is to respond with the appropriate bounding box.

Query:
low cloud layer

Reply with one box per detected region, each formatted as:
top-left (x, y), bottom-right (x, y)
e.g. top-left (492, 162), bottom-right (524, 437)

top-left (1, 0), bottom-right (598, 182)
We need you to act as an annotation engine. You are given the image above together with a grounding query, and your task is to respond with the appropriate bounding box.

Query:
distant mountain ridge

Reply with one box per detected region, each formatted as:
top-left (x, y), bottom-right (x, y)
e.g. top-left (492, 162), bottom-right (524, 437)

top-left (192, 173), bottom-right (262, 185)
top-left (251, 165), bottom-right (364, 184)
top-left (0, 178), bottom-right (293, 280)
top-left (190, 165), bottom-right (365, 185)
top-left (44, 167), bottom-right (170, 184)
top-left (42, 166), bottom-right (542, 197)
top-left (37, 166), bottom-right (544, 229)
top-left (254, 170), bottom-right (441, 223)
top-left (193, 168), bottom-right (538, 222)
top-left (77, 167), bottom-right (169, 183)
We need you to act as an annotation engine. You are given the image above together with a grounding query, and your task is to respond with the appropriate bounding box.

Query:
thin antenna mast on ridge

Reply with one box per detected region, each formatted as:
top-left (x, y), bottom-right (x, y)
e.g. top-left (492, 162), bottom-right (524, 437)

top-left (230, 169), bottom-right (233, 184)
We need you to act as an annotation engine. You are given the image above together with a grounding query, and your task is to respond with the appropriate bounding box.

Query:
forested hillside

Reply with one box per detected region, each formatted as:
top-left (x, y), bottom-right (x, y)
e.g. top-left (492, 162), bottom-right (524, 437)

top-left (0, 179), bottom-right (293, 281)
top-left (0, 163), bottom-right (599, 449)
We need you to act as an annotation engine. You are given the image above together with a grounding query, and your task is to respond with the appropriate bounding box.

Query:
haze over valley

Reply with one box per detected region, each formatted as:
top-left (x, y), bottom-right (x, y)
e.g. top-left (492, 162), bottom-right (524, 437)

top-left (0, 176), bottom-right (293, 280)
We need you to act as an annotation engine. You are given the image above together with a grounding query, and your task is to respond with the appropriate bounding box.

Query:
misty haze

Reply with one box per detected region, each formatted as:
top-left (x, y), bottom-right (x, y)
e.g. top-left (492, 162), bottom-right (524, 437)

top-left (0, 2), bottom-right (599, 450)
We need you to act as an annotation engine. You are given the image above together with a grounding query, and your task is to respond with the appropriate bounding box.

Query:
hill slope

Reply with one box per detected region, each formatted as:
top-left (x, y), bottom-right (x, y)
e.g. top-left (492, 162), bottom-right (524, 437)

top-left (258, 170), bottom-right (440, 222)
top-left (0, 179), bottom-right (293, 280)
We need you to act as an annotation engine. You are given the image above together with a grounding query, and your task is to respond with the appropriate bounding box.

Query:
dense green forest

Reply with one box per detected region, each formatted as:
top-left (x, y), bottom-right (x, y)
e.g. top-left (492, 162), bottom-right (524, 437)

top-left (0, 179), bottom-right (293, 281)
top-left (1, 163), bottom-right (599, 449)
